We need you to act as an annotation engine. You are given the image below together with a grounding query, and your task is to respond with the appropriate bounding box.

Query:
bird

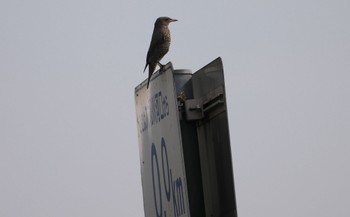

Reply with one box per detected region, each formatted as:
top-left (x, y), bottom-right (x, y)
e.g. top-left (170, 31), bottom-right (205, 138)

top-left (144, 17), bottom-right (178, 88)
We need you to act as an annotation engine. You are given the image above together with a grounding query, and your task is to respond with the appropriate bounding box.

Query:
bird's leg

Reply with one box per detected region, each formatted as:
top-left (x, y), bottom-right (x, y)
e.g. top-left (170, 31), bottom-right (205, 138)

top-left (158, 62), bottom-right (165, 73)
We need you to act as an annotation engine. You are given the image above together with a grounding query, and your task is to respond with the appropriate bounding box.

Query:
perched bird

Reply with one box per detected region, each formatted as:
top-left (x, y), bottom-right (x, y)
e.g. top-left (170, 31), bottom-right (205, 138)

top-left (144, 17), bottom-right (177, 88)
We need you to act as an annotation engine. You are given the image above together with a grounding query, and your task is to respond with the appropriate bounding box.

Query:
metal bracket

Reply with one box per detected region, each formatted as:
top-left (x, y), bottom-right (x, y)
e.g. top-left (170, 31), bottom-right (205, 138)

top-left (184, 85), bottom-right (225, 120)
top-left (185, 98), bottom-right (204, 120)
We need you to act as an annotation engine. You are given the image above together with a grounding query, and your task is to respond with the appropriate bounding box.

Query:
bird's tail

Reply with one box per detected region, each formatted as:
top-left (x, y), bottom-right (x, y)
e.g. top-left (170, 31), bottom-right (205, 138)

top-left (147, 73), bottom-right (151, 88)
top-left (146, 64), bottom-right (156, 89)
top-left (143, 63), bottom-right (148, 73)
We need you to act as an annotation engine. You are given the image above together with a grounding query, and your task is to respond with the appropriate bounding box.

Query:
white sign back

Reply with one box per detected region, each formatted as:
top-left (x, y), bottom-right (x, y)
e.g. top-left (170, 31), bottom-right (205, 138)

top-left (135, 66), bottom-right (191, 217)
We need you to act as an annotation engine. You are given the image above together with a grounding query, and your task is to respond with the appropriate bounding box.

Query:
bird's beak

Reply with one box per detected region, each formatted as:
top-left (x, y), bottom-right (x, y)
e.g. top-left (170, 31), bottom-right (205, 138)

top-left (170, 18), bottom-right (178, 22)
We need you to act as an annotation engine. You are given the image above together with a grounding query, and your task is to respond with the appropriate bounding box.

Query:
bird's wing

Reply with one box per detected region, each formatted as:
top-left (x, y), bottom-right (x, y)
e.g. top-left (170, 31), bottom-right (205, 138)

top-left (146, 30), bottom-right (165, 63)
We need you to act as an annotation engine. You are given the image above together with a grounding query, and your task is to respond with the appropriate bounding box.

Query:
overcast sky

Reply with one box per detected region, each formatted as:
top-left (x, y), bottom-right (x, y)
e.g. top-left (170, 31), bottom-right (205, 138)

top-left (1, 0), bottom-right (349, 217)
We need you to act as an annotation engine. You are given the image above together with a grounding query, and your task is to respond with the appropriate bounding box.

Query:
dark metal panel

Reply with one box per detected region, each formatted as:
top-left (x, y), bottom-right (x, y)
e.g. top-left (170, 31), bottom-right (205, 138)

top-left (192, 58), bottom-right (238, 217)
top-left (192, 58), bottom-right (225, 99)
top-left (174, 70), bottom-right (206, 217)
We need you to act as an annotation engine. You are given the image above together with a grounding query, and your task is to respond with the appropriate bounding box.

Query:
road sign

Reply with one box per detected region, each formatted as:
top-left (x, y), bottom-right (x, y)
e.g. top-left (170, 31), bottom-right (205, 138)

top-left (135, 58), bottom-right (238, 217)
top-left (135, 63), bottom-right (191, 217)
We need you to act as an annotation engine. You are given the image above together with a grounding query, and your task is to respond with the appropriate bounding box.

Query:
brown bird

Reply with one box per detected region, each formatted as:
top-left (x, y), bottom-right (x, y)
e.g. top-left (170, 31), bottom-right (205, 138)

top-left (144, 17), bottom-right (177, 88)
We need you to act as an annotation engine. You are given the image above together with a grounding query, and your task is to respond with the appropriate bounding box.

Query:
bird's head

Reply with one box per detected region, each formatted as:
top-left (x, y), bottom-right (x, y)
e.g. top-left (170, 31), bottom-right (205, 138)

top-left (155, 17), bottom-right (178, 26)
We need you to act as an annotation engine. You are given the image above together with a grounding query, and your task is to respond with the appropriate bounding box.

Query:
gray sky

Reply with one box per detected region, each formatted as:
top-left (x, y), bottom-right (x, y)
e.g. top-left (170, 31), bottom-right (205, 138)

top-left (1, 0), bottom-right (349, 217)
